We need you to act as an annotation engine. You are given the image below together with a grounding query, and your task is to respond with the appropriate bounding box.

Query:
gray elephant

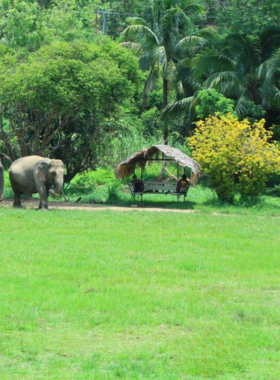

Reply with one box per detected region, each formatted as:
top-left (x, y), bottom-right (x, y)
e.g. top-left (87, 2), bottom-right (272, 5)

top-left (0, 155), bottom-right (64, 209)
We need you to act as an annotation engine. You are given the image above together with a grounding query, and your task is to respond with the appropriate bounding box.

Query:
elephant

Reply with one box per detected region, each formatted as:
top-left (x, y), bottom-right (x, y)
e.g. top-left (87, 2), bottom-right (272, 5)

top-left (0, 155), bottom-right (64, 209)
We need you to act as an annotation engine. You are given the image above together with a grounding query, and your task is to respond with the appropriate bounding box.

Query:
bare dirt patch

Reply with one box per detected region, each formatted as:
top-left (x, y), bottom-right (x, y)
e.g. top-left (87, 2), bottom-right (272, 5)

top-left (0, 198), bottom-right (195, 213)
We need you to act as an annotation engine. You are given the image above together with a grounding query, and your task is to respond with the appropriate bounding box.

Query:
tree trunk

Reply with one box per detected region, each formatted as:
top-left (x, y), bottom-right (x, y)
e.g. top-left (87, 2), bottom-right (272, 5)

top-left (163, 77), bottom-right (168, 144)
top-left (142, 92), bottom-right (148, 110)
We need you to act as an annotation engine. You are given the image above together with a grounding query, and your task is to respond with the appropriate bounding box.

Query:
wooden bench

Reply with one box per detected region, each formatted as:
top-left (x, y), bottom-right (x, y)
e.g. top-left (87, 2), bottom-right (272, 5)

top-left (128, 181), bottom-right (190, 203)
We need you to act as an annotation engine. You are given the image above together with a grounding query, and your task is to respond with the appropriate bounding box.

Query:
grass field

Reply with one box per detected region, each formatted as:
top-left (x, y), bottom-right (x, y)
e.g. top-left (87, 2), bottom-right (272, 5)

top-left (0, 206), bottom-right (279, 379)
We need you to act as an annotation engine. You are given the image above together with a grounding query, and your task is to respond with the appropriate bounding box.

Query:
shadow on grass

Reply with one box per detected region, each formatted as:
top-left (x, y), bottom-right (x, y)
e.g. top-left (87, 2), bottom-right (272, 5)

top-left (127, 200), bottom-right (196, 210)
top-left (104, 193), bottom-right (196, 210)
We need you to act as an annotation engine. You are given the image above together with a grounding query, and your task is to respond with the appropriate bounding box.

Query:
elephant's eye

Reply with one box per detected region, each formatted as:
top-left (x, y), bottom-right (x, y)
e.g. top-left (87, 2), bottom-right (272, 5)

top-left (51, 171), bottom-right (56, 177)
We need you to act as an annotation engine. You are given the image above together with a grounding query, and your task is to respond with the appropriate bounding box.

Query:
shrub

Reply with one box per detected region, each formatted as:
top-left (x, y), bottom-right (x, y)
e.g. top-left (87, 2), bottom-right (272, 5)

top-left (189, 114), bottom-right (280, 202)
top-left (195, 89), bottom-right (236, 120)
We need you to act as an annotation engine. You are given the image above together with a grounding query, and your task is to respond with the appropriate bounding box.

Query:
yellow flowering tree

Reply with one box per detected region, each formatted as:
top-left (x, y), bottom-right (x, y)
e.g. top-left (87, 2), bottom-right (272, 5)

top-left (189, 114), bottom-right (280, 202)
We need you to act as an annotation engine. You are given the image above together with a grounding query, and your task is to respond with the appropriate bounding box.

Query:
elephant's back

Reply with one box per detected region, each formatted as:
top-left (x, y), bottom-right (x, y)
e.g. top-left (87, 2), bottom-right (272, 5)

top-left (10, 156), bottom-right (48, 174)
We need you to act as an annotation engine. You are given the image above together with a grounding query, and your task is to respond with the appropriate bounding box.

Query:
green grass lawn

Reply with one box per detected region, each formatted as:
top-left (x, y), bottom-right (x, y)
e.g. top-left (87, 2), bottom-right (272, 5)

top-left (0, 207), bottom-right (279, 379)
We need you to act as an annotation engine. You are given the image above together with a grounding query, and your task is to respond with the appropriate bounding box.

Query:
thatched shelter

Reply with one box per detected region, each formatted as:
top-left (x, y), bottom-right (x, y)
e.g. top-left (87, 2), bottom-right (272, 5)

top-left (115, 144), bottom-right (201, 184)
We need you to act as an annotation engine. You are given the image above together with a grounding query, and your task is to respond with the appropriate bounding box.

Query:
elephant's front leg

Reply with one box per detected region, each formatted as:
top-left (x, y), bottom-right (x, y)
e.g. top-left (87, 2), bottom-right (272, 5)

top-left (37, 185), bottom-right (49, 210)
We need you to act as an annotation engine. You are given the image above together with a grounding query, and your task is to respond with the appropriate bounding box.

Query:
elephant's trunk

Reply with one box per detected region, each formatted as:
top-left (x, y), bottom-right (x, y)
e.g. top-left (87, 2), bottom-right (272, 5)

top-left (0, 158), bottom-right (4, 202)
top-left (54, 177), bottom-right (64, 195)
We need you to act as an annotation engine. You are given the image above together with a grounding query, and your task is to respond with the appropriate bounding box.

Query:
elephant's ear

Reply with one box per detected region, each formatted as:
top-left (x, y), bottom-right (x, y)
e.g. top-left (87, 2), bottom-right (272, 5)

top-left (37, 161), bottom-right (49, 181)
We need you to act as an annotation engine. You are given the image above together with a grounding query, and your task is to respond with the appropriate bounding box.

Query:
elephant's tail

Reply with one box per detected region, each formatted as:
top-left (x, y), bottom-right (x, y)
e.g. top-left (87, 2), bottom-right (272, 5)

top-left (0, 158), bottom-right (4, 201)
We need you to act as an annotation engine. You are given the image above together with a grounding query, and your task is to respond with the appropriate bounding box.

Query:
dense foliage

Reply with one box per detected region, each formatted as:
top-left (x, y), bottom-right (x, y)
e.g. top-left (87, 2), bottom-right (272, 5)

top-left (0, 0), bottom-right (279, 192)
top-left (0, 37), bottom-right (141, 179)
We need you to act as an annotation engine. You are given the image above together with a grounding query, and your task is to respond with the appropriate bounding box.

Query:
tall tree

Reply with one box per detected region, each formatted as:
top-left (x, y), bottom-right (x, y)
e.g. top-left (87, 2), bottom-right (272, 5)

top-left (0, 38), bottom-right (141, 179)
top-left (122, 0), bottom-right (203, 143)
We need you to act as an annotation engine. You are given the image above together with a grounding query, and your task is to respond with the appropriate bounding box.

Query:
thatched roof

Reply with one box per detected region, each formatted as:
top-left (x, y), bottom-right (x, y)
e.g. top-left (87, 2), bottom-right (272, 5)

top-left (115, 144), bottom-right (201, 184)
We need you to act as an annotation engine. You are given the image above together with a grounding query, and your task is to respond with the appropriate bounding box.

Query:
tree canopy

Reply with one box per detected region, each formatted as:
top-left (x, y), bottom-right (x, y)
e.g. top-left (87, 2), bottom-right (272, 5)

top-left (0, 0), bottom-right (280, 189)
top-left (0, 37), bottom-right (141, 179)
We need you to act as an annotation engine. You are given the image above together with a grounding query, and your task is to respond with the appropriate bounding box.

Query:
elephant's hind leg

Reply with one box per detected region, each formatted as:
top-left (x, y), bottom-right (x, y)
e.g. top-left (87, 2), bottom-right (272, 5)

top-left (13, 190), bottom-right (22, 208)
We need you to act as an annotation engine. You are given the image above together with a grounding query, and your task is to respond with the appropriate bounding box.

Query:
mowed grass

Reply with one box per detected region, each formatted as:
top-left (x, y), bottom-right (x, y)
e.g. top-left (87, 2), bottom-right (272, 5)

top-left (0, 208), bottom-right (279, 379)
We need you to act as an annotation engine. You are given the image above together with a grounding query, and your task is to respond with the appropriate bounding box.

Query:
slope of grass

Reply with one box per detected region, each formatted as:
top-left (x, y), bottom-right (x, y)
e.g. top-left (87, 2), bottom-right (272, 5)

top-left (0, 208), bottom-right (279, 379)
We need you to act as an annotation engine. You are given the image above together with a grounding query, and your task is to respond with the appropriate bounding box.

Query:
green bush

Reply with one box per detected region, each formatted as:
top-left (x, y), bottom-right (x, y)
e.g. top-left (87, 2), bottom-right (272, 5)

top-left (195, 89), bottom-right (236, 119)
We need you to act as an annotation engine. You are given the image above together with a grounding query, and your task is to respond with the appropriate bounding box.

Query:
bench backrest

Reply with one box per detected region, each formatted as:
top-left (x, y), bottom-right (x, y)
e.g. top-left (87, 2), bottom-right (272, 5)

top-left (143, 181), bottom-right (177, 191)
top-left (129, 180), bottom-right (190, 194)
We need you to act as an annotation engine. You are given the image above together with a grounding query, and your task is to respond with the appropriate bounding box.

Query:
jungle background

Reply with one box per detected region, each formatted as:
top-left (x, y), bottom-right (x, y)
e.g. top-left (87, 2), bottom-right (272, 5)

top-left (0, 0), bottom-right (280, 201)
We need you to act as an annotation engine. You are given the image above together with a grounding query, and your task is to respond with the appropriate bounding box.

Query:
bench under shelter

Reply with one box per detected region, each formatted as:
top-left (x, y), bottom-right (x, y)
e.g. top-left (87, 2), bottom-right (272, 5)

top-left (115, 144), bottom-right (201, 203)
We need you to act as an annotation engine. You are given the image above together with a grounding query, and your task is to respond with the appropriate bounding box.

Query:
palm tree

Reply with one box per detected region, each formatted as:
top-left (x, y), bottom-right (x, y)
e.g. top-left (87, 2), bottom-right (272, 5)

top-left (169, 28), bottom-right (280, 120)
top-left (122, 0), bottom-right (203, 142)
top-left (162, 25), bottom-right (220, 125)
top-left (258, 28), bottom-right (280, 114)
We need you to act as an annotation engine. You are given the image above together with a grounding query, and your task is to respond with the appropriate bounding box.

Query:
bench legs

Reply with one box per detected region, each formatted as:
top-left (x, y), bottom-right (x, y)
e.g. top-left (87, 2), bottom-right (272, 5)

top-left (177, 193), bottom-right (186, 202)
top-left (131, 192), bottom-right (187, 203)
top-left (133, 193), bottom-right (186, 203)
top-left (133, 193), bottom-right (143, 203)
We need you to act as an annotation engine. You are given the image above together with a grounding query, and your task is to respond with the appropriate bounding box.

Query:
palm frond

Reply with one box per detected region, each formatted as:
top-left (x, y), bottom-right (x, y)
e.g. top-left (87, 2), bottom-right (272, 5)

top-left (203, 71), bottom-right (240, 90)
top-left (176, 35), bottom-right (206, 50)
top-left (197, 26), bottom-right (219, 41)
top-left (258, 50), bottom-right (280, 80)
top-left (143, 67), bottom-right (159, 95)
top-left (225, 33), bottom-right (261, 72)
top-left (235, 90), bottom-right (252, 117)
top-left (191, 53), bottom-right (234, 82)
top-left (139, 52), bottom-right (157, 71)
top-left (122, 25), bottom-right (159, 45)
top-left (261, 78), bottom-right (280, 105)
top-left (260, 27), bottom-right (280, 59)
top-left (178, 56), bottom-right (192, 68)
top-left (268, 85), bottom-right (280, 102)
top-left (258, 61), bottom-right (275, 82)
top-left (125, 17), bottom-right (147, 26)
top-left (154, 46), bottom-right (168, 74)
top-left (162, 96), bottom-right (196, 119)
top-left (181, 2), bottom-right (204, 16)
top-left (218, 81), bottom-right (242, 99)
top-left (120, 42), bottom-right (143, 54)
top-left (177, 80), bottom-right (185, 96)
top-left (166, 60), bottom-right (178, 83)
